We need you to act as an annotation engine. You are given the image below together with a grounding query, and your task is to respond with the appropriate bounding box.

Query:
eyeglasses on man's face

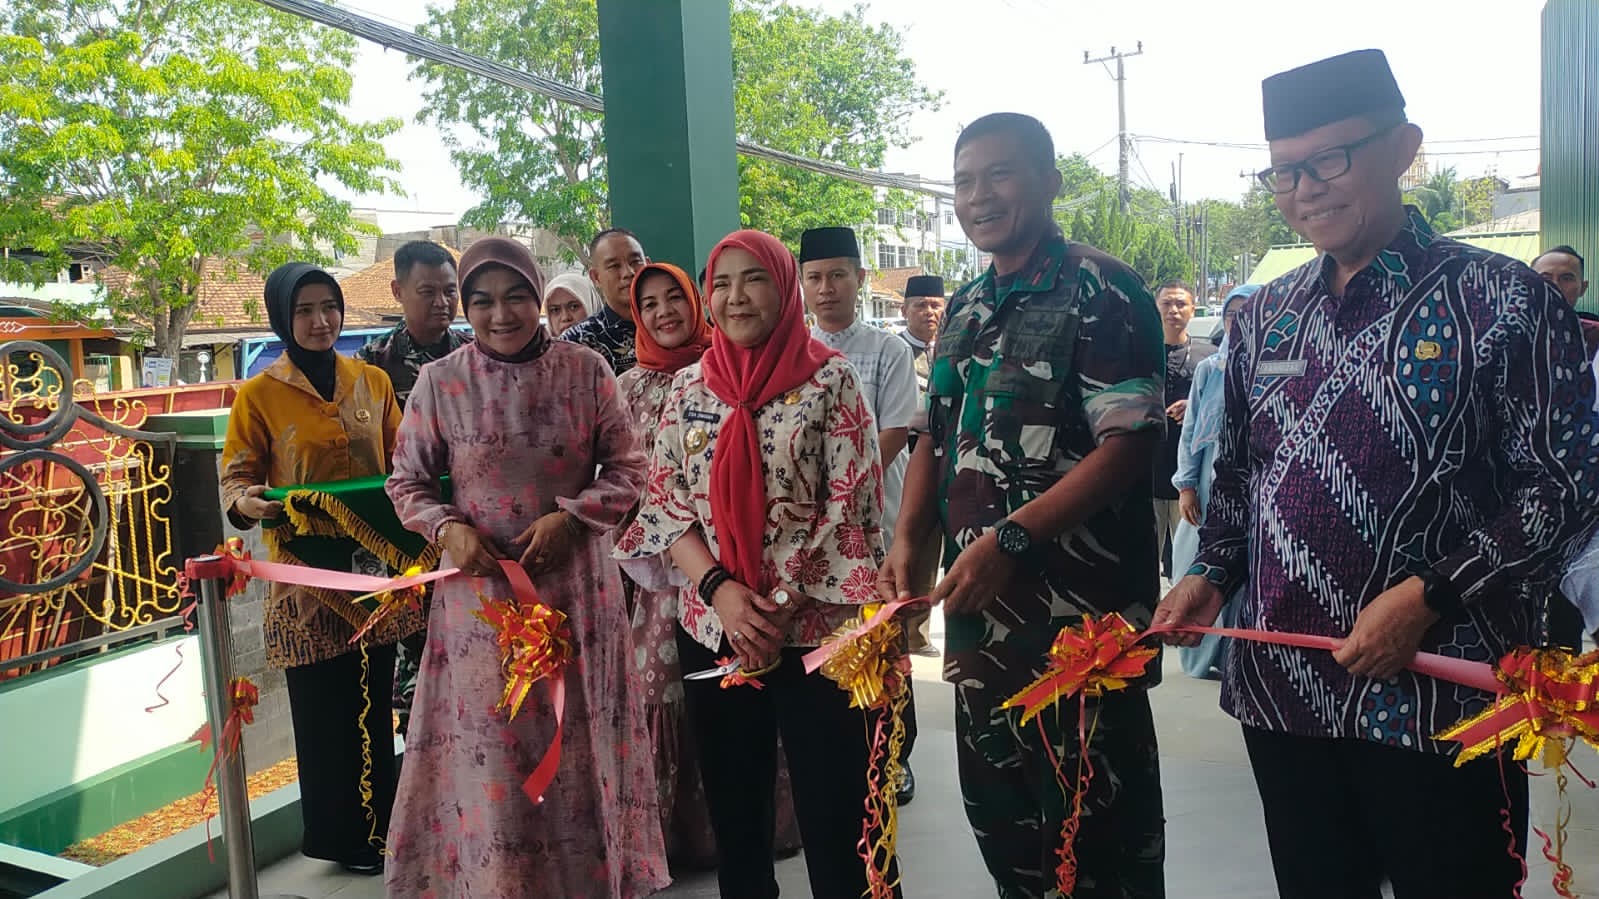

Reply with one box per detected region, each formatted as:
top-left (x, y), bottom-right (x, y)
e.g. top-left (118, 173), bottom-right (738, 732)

top-left (1256, 125), bottom-right (1398, 195)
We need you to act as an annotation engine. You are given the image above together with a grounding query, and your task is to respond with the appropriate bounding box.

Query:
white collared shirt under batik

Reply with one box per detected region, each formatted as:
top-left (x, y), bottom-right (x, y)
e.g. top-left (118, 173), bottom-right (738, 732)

top-left (1192, 208), bottom-right (1599, 753)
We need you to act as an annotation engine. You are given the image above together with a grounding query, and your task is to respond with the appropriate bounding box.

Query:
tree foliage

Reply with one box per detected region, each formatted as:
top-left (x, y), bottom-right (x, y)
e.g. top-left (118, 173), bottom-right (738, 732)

top-left (412, 0), bottom-right (605, 261)
top-left (1052, 155), bottom-right (1191, 287)
top-left (410, 0), bottom-right (941, 259)
top-left (0, 0), bottom-right (401, 356)
top-left (1405, 166), bottom-right (1500, 234)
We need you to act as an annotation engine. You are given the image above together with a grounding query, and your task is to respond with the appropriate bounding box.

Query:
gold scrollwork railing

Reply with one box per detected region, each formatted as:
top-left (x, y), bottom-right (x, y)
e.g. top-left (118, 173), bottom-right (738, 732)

top-left (0, 341), bottom-right (181, 678)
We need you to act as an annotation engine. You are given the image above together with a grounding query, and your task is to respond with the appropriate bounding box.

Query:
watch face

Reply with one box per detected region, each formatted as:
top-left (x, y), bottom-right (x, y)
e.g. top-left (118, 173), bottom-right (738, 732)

top-left (998, 522), bottom-right (1029, 555)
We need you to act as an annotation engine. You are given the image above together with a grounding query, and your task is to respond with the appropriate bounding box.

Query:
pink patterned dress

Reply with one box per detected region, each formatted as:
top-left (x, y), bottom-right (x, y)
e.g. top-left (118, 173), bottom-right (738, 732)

top-left (385, 341), bottom-right (669, 898)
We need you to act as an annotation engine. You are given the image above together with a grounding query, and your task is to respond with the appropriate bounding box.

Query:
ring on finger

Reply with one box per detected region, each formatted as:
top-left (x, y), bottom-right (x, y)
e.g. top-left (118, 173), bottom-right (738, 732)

top-left (774, 589), bottom-right (791, 608)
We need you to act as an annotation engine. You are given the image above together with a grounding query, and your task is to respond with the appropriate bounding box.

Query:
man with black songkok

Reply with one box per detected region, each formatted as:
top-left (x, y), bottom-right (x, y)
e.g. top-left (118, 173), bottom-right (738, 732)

top-left (799, 225), bottom-right (924, 804)
top-left (1155, 49), bottom-right (1599, 898)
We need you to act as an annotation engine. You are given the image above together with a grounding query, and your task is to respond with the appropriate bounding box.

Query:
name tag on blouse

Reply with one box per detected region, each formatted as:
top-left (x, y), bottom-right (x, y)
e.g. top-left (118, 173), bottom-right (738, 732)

top-left (684, 408), bottom-right (721, 424)
top-left (1256, 359), bottom-right (1308, 377)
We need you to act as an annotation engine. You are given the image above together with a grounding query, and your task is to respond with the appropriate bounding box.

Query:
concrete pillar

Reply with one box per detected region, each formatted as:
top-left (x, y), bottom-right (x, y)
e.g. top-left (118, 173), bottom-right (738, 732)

top-left (596, 0), bottom-right (741, 274)
top-left (1541, 0), bottom-right (1599, 314)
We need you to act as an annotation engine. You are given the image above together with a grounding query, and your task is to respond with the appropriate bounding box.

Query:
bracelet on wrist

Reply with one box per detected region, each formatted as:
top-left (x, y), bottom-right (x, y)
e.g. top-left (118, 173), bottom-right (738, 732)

top-left (698, 565), bottom-right (732, 605)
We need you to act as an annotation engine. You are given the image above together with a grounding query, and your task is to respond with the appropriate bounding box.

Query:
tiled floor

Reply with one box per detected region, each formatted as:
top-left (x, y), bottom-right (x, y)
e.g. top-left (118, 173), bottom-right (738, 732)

top-left (225, 616), bottom-right (1598, 898)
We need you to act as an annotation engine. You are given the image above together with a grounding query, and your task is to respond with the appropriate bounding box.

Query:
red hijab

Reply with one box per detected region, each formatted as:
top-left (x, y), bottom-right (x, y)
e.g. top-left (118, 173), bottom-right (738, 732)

top-left (630, 262), bottom-right (713, 373)
top-left (701, 230), bottom-right (837, 591)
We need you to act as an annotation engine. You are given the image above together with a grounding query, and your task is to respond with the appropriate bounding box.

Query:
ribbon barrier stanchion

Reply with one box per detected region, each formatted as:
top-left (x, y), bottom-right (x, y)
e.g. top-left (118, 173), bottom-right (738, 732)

top-left (190, 554), bottom-right (262, 899)
top-left (188, 554), bottom-right (308, 899)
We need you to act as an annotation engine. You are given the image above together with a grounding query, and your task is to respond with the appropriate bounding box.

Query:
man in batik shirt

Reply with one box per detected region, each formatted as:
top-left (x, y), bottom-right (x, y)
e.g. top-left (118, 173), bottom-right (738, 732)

top-left (881, 112), bottom-right (1166, 899)
top-left (356, 239), bottom-right (470, 734)
top-left (1156, 49), bottom-right (1599, 898)
top-left (563, 228), bottom-right (648, 375)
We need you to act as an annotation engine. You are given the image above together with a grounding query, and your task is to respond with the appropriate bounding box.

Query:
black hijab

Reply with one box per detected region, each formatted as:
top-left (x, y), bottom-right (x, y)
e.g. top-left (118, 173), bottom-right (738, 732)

top-left (264, 262), bottom-right (343, 401)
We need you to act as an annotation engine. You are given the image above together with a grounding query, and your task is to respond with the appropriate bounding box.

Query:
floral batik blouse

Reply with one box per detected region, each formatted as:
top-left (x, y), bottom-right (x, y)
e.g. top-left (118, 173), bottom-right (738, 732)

top-left (615, 355), bottom-right (885, 651)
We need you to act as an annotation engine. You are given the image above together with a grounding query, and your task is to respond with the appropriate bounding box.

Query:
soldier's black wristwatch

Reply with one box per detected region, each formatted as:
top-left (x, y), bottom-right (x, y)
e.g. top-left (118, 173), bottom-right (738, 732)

top-left (995, 518), bottom-right (1033, 557)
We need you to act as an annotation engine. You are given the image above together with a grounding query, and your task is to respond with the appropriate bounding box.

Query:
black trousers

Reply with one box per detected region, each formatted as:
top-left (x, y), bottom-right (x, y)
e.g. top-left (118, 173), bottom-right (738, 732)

top-left (1242, 726), bottom-right (1528, 899)
top-left (677, 631), bottom-right (903, 899)
top-left (283, 641), bottom-right (398, 866)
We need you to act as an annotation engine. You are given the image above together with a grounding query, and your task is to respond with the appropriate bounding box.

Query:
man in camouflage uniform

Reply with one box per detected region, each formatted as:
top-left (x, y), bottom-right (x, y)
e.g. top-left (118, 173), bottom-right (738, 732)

top-left (880, 113), bottom-right (1167, 898)
top-left (356, 239), bottom-right (470, 734)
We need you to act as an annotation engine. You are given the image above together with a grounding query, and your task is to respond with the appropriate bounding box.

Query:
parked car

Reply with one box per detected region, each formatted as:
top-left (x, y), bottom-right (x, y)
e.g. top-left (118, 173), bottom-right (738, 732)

top-left (1187, 315), bottom-right (1223, 346)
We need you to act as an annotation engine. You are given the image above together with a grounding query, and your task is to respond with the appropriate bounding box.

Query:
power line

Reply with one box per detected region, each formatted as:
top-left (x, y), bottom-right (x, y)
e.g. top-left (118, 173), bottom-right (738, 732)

top-left (250, 0), bottom-right (956, 199)
top-left (1084, 42), bottom-right (1144, 213)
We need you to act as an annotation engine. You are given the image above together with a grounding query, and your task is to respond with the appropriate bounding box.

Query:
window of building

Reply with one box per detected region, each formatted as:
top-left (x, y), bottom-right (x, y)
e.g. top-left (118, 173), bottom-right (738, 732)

top-left (876, 208), bottom-right (896, 226)
top-left (877, 244), bottom-right (899, 270)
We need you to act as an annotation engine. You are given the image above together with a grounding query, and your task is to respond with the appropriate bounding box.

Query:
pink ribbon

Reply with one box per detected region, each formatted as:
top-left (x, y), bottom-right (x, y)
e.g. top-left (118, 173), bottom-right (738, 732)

top-left (801, 597), bottom-right (929, 674)
top-left (1145, 623), bottom-right (1504, 694)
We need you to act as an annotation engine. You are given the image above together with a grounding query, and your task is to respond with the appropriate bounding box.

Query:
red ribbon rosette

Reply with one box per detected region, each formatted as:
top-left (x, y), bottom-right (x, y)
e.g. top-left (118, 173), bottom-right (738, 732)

top-left (216, 537), bottom-right (252, 598)
top-left (347, 564), bottom-right (426, 645)
top-left (471, 559), bottom-right (573, 803)
top-left (1434, 647), bottom-right (1599, 766)
top-left (1000, 612), bottom-right (1160, 897)
top-left (189, 676), bottom-right (259, 854)
top-left (1001, 611), bottom-right (1160, 725)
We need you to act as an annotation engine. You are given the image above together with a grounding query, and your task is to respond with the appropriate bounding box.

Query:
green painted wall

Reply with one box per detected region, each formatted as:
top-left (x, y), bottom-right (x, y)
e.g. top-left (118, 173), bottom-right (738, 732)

top-left (1542, 0), bottom-right (1599, 314)
top-left (596, 0), bottom-right (740, 274)
top-left (0, 742), bottom-right (211, 856)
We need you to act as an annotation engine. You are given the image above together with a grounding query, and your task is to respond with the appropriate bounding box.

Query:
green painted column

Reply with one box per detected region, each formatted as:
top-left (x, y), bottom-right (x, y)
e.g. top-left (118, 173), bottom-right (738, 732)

top-left (1542, 0), bottom-right (1599, 314)
top-left (596, 0), bottom-right (741, 275)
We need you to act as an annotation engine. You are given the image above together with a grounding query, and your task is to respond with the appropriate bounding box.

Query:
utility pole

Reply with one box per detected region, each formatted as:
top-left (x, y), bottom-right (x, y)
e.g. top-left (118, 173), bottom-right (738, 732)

top-left (1084, 41), bottom-right (1144, 214)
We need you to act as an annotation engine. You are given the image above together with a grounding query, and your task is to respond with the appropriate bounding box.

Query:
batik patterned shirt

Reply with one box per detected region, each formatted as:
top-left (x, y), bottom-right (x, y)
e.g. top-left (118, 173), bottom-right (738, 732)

top-left (354, 323), bottom-right (471, 408)
top-left (1193, 207), bottom-right (1599, 752)
top-left (929, 228), bottom-right (1165, 694)
top-left (562, 304), bottom-right (637, 375)
top-left (614, 356), bottom-right (885, 651)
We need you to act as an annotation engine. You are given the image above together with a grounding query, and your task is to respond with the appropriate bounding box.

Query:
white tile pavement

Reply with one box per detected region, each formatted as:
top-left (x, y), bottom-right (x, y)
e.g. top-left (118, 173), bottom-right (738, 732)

top-left (226, 612), bottom-right (1597, 899)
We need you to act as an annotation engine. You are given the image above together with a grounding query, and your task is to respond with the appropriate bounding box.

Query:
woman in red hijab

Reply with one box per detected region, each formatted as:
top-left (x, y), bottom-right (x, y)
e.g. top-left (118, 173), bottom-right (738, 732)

top-left (616, 261), bottom-right (800, 871)
top-left (616, 231), bottom-right (899, 898)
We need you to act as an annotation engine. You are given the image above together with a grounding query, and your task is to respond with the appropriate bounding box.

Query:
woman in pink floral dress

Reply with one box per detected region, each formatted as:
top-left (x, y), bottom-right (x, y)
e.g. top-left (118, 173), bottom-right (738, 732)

top-left (616, 230), bottom-right (899, 899)
top-left (616, 262), bottom-right (800, 872)
top-left (385, 237), bottom-right (668, 898)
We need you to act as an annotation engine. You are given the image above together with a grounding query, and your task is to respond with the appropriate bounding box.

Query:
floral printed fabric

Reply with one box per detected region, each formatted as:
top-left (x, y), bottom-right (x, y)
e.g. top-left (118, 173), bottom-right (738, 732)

top-left (615, 355), bottom-right (885, 651)
top-left (384, 342), bottom-right (667, 898)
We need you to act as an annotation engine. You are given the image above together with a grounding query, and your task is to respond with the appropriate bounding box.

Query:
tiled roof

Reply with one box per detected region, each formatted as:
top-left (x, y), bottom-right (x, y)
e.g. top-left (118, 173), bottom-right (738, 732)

top-left (336, 246), bottom-right (463, 321)
top-left (871, 267), bottom-right (925, 300)
top-left (89, 259), bottom-right (390, 333)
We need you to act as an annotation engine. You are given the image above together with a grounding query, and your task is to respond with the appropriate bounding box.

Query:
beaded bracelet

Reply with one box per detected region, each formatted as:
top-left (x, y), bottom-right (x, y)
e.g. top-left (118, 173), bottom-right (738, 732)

top-left (698, 565), bottom-right (733, 605)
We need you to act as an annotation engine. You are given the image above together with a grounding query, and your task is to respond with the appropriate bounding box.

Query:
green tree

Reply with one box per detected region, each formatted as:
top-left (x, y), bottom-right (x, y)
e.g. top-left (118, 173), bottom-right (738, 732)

top-left (1407, 167), bottom-right (1463, 233)
top-left (0, 0), bottom-right (401, 356)
top-left (411, 0), bottom-right (941, 259)
top-left (1454, 176), bottom-right (1501, 230)
top-left (412, 0), bottom-right (605, 261)
top-left (1060, 194), bottom-right (1192, 288)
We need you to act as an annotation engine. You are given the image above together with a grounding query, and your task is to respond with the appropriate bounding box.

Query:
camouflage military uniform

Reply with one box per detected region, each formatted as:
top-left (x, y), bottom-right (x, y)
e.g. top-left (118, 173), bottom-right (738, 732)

top-left (355, 323), bottom-right (470, 732)
top-left (355, 324), bottom-right (471, 408)
top-left (927, 228), bottom-right (1166, 898)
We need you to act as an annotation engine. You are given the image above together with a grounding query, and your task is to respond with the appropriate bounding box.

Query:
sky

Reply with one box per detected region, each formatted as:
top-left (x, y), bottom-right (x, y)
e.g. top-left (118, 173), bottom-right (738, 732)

top-left (334, 0), bottom-right (1549, 232)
